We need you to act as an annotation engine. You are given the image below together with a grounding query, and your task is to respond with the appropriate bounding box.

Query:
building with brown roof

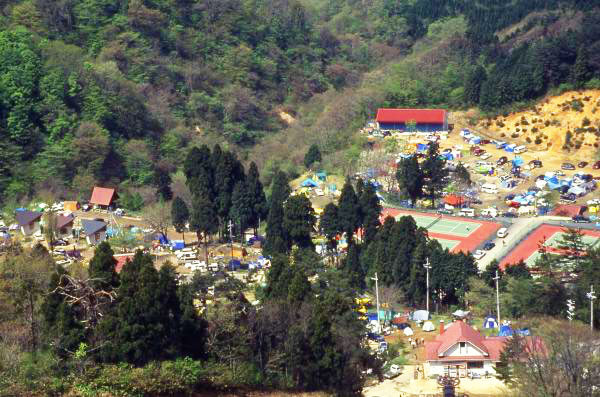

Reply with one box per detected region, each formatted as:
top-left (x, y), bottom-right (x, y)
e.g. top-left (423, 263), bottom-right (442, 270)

top-left (89, 187), bottom-right (117, 209)
top-left (424, 320), bottom-right (507, 378)
top-left (56, 214), bottom-right (75, 239)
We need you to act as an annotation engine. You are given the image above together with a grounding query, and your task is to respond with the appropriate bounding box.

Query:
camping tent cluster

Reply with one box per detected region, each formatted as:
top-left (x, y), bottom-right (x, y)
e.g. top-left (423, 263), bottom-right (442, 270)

top-left (459, 129), bottom-right (482, 145)
top-left (536, 172), bottom-right (596, 197)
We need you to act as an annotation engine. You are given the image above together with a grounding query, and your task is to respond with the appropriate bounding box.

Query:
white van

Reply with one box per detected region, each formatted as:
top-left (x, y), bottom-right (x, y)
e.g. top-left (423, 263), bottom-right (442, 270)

top-left (178, 251), bottom-right (197, 262)
top-left (209, 262), bottom-right (220, 272)
top-left (514, 145), bottom-right (527, 154)
top-left (481, 183), bottom-right (498, 194)
top-left (459, 208), bottom-right (476, 217)
top-left (497, 227), bottom-right (508, 238)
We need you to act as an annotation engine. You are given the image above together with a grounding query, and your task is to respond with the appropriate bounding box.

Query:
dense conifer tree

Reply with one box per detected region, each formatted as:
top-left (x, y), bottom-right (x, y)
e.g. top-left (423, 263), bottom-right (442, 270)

top-left (88, 241), bottom-right (119, 290)
top-left (231, 181), bottom-right (253, 240)
top-left (303, 144), bottom-right (321, 169)
top-left (264, 171), bottom-right (291, 255)
top-left (396, 155), bottom-right (423, 205)
top-left (359, 182), bottom-right (381, 245)
top-left (246, 162), bottom-right (267, 235)
top-left (337, 179), bottom-right (360, 243)
top-left (283, 194), bottom-right (316, 249)
top-left (171, 196), bottom-right (189, 240)
top-left (153, 167), bottom-right (173, 201)
top-left (421, 142), bottom-right (448, 208)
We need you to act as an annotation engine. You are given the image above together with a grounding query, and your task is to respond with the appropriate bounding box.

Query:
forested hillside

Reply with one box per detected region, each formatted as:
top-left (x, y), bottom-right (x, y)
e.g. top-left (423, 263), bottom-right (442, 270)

top-left (1, 0), bottom-right (600, 205)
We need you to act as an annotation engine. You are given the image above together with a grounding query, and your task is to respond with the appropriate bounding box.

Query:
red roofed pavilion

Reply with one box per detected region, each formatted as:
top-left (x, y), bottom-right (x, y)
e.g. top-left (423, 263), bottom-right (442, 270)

top-left (376, 108), bottom-right (448, 132)
top-left (424, 320), bottom-right (506, 378)
top-left (90, 187), bottom-right (117, 209)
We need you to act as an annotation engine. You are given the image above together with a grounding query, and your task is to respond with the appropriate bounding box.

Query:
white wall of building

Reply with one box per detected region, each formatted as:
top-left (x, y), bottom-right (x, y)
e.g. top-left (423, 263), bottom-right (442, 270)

top-left (443, 342), bottom-right (486, 358)
top-left (20, 221), bottom-right (40, 236)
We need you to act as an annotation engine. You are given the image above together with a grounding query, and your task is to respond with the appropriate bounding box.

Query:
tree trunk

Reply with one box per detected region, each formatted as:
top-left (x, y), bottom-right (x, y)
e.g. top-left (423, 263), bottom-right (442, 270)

top-left (204, 236), bottom-right (209, 265)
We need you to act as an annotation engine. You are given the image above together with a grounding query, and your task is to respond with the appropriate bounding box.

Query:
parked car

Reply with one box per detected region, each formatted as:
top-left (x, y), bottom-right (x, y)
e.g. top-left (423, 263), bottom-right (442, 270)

top-left (503, 212), bottom-right (518, 218)
top-left (384, 364), bottom-right (403, 379)
top-left (51, 239), bottom-right (68, 246)
top-left (473, 250), bottom-right (486, 260)
top-left (480, 139), bottom-right (492, 145)
top-left (497, 156), bottom-right (508, 166)
top-left (572, 215), bottom-right (590, 223)
top-left (437, 209), bottom-right (453, 215)
top-left (562, 163), bottom-right (576, 170)
top-left (528, 160), bottom-right (543, 168)
top-left (578, 161), bottom-right (589, 168)
top-left (483, 242), bottom-right (496, 250)
top-left (593, 161), bottom-right (600, 170)
top-left (560, 193), bottom-right (576, 202)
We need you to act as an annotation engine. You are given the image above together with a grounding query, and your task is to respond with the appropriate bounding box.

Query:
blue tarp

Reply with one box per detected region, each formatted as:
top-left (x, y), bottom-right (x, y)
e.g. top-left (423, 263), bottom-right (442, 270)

top-left (301, 178), bottom-right (319, 187)
top-left (512, 156), bottom-right (524, 167)
top-left (171, 240), bottom-right (185, 250)
top-left (498, 325), bottom-right (514, 336)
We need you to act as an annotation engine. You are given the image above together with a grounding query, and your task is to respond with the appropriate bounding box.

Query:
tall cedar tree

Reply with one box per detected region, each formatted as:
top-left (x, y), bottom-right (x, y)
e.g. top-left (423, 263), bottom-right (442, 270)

top-left (396, 155), bottom-right (423, 205)
top-left (464, 65), bottom-right (487, 105)
top-left (283, 194), bottom-right (316, 249)
top-left (215, 150), bottom-right (245, 238)
top-left (231, 180), bottom-right (253, 241)
top-left (99, 251), bottom-right (193, 364)
top-left (171, 196), bottom-right (189, 240)
top-left (303, 143), bottom-right (322, 169)
top-left (454, 162), bottom-right (471, 187)
top-left (88, 241), bottom-right (119, 290)
top-left (41, 265), bottom-right (85, 356)
top-left (421, 142), bottom-right (448, 208)
top-left (246, 162), bottom-right (267, 235)
top-left (190, 194), bottom-right (218, 264)
top-left (154, 167), bottom-right (173, 201)
top-left (359, 182), bottom-right (381, 245)
top-left (571, 46), bottom-right (590, 88)
top-left (264, 171), bottom-right (291, 255)
top-left (320, 203), bottom-right (341, 260)
top-left (343, 243), bottom-right (364, 289)
top-left (337, 179), bottom-right (360, 243)
top-left (263, 255), bottom-right (293, 300)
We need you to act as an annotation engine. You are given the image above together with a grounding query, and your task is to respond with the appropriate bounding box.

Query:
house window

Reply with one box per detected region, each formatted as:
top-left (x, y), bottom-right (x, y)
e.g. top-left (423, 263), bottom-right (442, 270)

top-left (468, 361), bottom-right (484, 369)
top-left (459, 342), bottom-right (466, 353)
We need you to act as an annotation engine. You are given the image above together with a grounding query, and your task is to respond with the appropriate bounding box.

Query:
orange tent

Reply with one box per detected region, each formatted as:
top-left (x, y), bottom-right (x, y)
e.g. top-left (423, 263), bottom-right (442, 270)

top-left (444, 194), bottom-right (465, 206)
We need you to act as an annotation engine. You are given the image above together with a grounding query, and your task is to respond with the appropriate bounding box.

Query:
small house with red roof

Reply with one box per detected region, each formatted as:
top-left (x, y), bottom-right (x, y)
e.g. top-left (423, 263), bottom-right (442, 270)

top-left (89, 187), bottom-right (117, 210)
top-left (424, 320), bottom-right (506, 378)
top-left (376, 108), bottom-right (448, 132)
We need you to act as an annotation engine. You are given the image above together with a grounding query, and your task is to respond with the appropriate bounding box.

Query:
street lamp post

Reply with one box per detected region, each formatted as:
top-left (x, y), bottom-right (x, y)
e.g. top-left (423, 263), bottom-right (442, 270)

top-left (227, 220), bottom-right (234, 259)
top-left (424, 258), bottom-right (431, 314)
top-left (371, 272), bottom-right (381, 334)
top-left (587, 285), bottom-right (596, 332)
top-left (493, 271), bottom-right (501, 327)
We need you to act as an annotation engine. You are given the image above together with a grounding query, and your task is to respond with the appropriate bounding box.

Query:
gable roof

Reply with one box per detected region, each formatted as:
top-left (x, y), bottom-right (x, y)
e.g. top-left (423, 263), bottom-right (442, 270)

top-left (114, 254), bottom-right (135, 273)
top-left (82, 219), bottom-right (107, 235)
top-left (376, 108), bottom-right (447, 124)
top-left (425, 320), bottom-right (506, 361)
top-left (90, 187), bottom-right (116, 206)
top-left (56, 214), bottom-right (75, 229)
top-left (15, 210), bottom-right (43, 226)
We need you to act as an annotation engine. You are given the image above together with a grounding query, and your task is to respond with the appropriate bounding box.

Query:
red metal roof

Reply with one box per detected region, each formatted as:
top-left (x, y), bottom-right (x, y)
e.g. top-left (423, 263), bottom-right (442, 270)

top-left (90, 187), bottom-right (116, 206)
top-left (376, 108), bottom-right (446, 124)
top-left (425, 321), bottom-right (506, 362)
top-left (114, 254), bottom-right (134, 273)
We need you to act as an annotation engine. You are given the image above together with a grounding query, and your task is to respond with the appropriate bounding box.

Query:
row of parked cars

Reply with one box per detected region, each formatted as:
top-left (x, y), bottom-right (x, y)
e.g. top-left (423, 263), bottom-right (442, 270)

top-left (561, 160), bottom-right (600, 170)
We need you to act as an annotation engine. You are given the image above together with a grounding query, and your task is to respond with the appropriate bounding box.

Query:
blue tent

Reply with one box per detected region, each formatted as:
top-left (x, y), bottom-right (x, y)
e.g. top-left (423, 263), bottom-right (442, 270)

top-left (442, 152), bottom-right (454, 160)
top-left (16, 207), bottom-right (26, 212)
top-left (483, 315), bottom-right (498, 329)
top-left (495, 141), bottom-right (507, 149)
top-left (301, 178), bottom-right (319, 187)
top-left (156, 233), bottom-right (168, 245)
top-left (512, 156), bottom-right (524, 167)
top-left (505, 144), bottom-right (516, 153)
top-left (515, 328), bottom-right (531, 336)
top-left (469, 137), bottom-right (481, 144)
top-left (171, 240), bottom-right (185, 250)
top-left (416, 143), bottom-right (429, 152)
top-left (498, 325), bottom-right (514, 336)
top-left (315, 171), bottom-right (327, 181)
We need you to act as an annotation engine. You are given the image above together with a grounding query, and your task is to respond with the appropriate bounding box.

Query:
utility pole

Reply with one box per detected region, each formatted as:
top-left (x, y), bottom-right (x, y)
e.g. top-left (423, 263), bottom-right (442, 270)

top-left (567, 299), bottom-right (575, 344)
top-left (424, 258), bottom-right (431, 314)
top-left (371, 272), bottom-right (381, 334)
top-left (227, 220), bottom-right (234, 259)
top-left (587, 285), bottom-right (596, 332)
top-left (493, 271), bottom-right (501, 327)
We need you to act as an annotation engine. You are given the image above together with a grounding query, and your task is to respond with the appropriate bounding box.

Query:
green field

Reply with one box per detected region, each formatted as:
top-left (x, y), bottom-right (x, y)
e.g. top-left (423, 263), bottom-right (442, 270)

top-left (402, 213), bottom-right (480, 237)
top-left (434, 238), bottom-right (461, 251)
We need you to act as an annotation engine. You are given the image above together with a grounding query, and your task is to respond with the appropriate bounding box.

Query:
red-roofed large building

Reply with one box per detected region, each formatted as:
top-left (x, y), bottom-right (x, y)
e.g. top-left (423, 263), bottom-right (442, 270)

top-left (90, 187), bottom-right (117, 209)
top-left (424, 320), bottom-right (506, 378)
top-left (376, 108), bottom-right (448, 132)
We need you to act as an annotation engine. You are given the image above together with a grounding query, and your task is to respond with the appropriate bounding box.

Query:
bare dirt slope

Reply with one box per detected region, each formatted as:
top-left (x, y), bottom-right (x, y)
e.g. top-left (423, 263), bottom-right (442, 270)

top-left (475, 90), bottom-right (600, 160)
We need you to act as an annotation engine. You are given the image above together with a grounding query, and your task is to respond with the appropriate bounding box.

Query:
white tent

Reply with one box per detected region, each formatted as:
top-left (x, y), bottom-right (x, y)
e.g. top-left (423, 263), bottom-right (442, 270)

top-left (422, 321), bottom-right (435, 332)
top-left (452, 309), bottom-right (470, 318)
top-left (403, 327), bottom-right (414, 336)
top-left (411, 310), bottom-right (430, 321)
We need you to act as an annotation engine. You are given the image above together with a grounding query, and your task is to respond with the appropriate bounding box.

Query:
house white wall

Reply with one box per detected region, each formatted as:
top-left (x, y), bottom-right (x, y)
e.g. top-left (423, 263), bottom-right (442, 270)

top-left (57, 225), bottom-right (73, 239)
top-left (20, 221), bottom-right (40, 236)
top-left (86, 230), bottom-right (106, 245)
top-left (443, 342), bottom-right (486, 358)
top-left (426, 360), bottom-right (498, 377)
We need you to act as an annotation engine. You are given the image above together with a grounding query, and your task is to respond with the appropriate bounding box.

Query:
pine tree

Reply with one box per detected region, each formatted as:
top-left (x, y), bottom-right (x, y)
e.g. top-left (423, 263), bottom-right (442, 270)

top-left (338, 179), bottom-right (360, 243)
top-left (320, 203), bottom-right (340, 260)
top-left (190, 193), bottom-right (218, 264)
top-left (264, 171), bottom-right (291, 256)
top-left (154, 167), bottom-right (173, 201)
top-left (171, 196), bottom-right (189, 241)
top-left (99, 251), bottom-right (184, 364)
top-left (303, 144), bottom-right (322, 169)
top-left (88, 241), bottom-right (119, 290)
top-left (359, 182), bottom-right (381, 245)
top-left (231, 181), bottom-right (253, 241)
top-left (283, 194), bottom-right (316, 249)
top-left (396, 155), bottom-right (423, 205)
top-left (571, 46), bottom-right (590, 88)
top-left (246, 162), bottom-right (267, 235)
top-left (421, 142), bottom-right (448, 208)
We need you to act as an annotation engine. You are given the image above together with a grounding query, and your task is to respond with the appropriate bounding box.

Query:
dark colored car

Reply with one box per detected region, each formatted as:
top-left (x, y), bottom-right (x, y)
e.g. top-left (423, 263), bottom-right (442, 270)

top-left (438, 209), bottom-right (453, 215)
top-left (562, 163), bottom-right (576, 170)
top-left (503, 212), bottom-right (518, 218)
top-left (470, 198), bottom-right (483, 205)
top-left (480, 139), bottom-right (491, 145)
top-left (483, 242), bottom-right (496, 250)
top-left (497, 156), bottom-right (508, 166)
top-left (578, 161), bottom-right (589, 168)
top-left (593, 161), bottom-right (600, 170)
top-left (572, 215), bottom-right (590, 223)
top-left (51, 239), bottom-right (68, 246)
top-left (505, 194), bottom-right (516, 201)
top-left (529, 160), bottom-right (543, 168)
top-left (561, 193), bottom-right (576, 202)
